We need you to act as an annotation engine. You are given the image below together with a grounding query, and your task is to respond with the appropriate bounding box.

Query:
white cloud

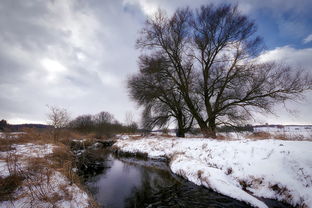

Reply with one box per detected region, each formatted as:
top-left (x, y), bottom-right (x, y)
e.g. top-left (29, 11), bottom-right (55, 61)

top-left (123, 0), bottom-right (159, 16)
top-left (76, 52), bottom-right (86, 61)
top-left (256, 46), bottom-right (312, 125)
top-left (41, 58), bottom-right (67, 82)
top-left (258, 46), bottom-right (312, 69)
top-left (303, 34), bottom-right (312, 44)
top-left (122, 0), bottom-right (312, 16)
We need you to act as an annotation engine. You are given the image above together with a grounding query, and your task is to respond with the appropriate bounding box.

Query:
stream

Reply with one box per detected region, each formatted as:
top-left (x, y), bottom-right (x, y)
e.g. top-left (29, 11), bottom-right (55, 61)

top-left (75, 144), bottom-right (292, 208)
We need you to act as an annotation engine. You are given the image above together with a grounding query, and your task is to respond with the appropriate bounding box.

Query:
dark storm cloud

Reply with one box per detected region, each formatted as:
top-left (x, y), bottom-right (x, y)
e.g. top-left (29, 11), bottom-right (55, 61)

top-left (0, 0), bottom-right (311, 124)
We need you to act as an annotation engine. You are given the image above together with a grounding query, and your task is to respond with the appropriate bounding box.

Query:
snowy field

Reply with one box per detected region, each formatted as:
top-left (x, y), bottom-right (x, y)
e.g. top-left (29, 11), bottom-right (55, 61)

top-left (115, 135), bottom-right (312, 208)
top-left (253, 125), bottom-right (312, 140)
top-left (0, 142), bottom-right (91, 208)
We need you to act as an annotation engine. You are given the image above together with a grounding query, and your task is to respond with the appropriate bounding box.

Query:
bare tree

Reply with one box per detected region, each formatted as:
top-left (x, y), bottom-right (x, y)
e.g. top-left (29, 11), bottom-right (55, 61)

top-left (69, 114), bottom-right (93, 132)
top-left (128, 54), bottom-right (194, 137)
top-left (94, 111), bottom-right (114, 125)
top-left (47, 106), bottom-right (70, 129)
top-left (47, 106), bottom-right (70, 140)
top-left (135, 4), bottom-right (312, 137)
top-left (125, 111), bottom-right (134, 126)
top-left (124, 111), bottom-right (138, 133)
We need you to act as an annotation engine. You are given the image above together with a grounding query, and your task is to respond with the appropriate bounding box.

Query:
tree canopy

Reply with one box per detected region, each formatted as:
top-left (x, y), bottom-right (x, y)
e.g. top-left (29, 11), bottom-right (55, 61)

top-left (128, 4), bottom-right (312, 137)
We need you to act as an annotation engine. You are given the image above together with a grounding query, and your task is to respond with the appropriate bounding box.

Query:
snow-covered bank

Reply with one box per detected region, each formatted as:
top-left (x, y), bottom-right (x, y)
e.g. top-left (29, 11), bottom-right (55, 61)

top-left (114, 136), bottom-right (312, 208)
top-left (0, 143), bottom-right (92, 208)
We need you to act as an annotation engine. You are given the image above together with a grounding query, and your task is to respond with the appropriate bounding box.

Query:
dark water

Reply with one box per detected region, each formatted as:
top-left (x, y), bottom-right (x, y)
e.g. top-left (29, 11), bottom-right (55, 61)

top-left (85, 152), bottom-right (292, 208)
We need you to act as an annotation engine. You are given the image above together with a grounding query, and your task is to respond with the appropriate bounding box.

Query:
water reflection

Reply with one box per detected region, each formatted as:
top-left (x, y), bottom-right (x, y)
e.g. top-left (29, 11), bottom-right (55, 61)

top-left (87, 155), bottom-right (141, 208)
top-left (86, 153), bottom-right (292, 208)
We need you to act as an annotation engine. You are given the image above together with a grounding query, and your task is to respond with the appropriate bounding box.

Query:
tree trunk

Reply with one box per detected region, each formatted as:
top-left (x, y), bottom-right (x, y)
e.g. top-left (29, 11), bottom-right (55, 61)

top-left (207, 118), bottom-right (217, 138)
top-left (201, 126), bottom-right (216, 138)
top-left (198, 118), bottom-right (217, 138)
top-left (176, 113), bottom-right (186, 138)
top-left (176, 128), bottom-right (185, 137)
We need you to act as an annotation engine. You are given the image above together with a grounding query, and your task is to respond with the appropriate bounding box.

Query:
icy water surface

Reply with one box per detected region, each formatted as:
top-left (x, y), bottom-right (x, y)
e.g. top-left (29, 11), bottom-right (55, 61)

top-left (85, 153), bottom-right (292, 208)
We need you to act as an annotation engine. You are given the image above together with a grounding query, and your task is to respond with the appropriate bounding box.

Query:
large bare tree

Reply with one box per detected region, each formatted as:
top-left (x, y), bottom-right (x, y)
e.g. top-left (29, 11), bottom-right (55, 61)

top-left (135, 4), bottom-right (312, 137)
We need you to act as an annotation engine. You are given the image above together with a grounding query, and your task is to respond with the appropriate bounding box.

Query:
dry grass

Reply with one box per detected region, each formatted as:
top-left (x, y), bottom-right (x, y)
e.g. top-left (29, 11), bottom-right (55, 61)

top-left (0, 174), bottom-right (24, 202)
top-left (247, 132), bottom-right (272, 140)
top-left (128, 135), bottom-right (144, 140)
top-left (23, 158), bottom-right (55, 205)
top-left (0, 139), bottom-right (14, 153)
top-left (0, 128), bottom-right (100, 207)
top-left (159, 133), bottom-right (175, 138)
top-left (247, 131), bottom-right (308, 141)
top-left (48, 145), bottom-right (80, 185)
top-left (273, 134), bottom-right (292, 140)
top-left (215, 134), bottom-right (226, 140)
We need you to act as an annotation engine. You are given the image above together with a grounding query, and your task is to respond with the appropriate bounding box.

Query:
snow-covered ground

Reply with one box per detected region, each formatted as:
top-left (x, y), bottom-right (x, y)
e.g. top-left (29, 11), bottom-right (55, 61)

top-left (254, 125), bottom-right (312, 133)
top-left (0, 132), bottom-right (25, 139)
top-left (0, 143), bottom-right (91, 208)
top-left (114, 136), bottom-right (312, 208)
top-left (254, 125), bottom-right (312, 140)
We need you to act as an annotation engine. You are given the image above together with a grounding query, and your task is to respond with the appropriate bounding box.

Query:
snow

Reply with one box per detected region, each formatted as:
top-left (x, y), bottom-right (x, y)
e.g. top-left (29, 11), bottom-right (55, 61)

top-left (115, 134), bottom-right (142, 140)
top-left (115, 136), bottom-right (312, 208)
top-left (0, 132), bottom-right (24, 139)
top-left (0, 171), bottom-right (90, 208)
top-left (254, 125), bottom-right (312, 133)
top-left (0, 143), bottom-right (91, 208)
top-left (11, 143), bottom-right (54, 157)
top-left (116, 134), bottom-right (130, 140)
top-left (254, 125), bottom-right (312, 140)
top-left (0, 160), bottom-right (10, 177)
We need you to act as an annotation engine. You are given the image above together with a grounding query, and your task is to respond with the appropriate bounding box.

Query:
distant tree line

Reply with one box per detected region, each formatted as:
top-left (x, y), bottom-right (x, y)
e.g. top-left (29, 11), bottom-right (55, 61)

top-left (68, 111), bottom-right (138, 137)
top-left (0, 119), bottom-right (8, 131)
top-left (0, 119), bottom-right (51, 132)
top-left (1, 109), bottom-right (139, 139)
top-left (46, 106), bottom-right (138, 137)
top-left (217, 124), bottom-right (253, 132)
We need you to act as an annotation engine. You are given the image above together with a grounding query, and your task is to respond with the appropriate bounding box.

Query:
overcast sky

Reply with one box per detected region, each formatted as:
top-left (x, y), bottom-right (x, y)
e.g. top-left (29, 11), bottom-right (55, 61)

top-left (1, 0), bottom-right (312, 125)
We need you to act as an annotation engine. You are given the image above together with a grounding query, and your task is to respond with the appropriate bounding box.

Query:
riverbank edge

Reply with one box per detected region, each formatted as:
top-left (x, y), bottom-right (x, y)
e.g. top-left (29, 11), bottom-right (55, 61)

top-left (0, 131), bottom-right (102, 208)
top-left (112, 136), bottom-right (310, 208)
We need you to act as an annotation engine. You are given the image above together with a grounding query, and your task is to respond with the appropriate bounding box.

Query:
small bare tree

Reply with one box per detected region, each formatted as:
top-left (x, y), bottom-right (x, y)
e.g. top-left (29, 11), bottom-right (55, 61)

top-left (47, 106), bottom-right (70, 128)
top-left (47, 106), bottom-right (70, 140)
top-left (124, 112), bottom-right (138, 133)
top-left (135, 4), bottom-right (312, 137)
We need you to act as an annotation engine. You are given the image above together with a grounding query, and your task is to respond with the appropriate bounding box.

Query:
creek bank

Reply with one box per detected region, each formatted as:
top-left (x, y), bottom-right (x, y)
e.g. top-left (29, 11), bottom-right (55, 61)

top-left (81, 147), bottom-right (256, 208)
top-left (0, 141), bottom-right (92, 208)
top-left (71, 138), bottom-right (293, 208)
top-left (70, 139), bottom-right (116, 178)
top-left (114, 136), bottom-right (312, 208)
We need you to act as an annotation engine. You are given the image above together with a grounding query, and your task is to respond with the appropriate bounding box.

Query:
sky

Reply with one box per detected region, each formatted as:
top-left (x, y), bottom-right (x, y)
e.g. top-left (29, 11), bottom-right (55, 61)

top-left (0, 0), bottom-right (312, 125)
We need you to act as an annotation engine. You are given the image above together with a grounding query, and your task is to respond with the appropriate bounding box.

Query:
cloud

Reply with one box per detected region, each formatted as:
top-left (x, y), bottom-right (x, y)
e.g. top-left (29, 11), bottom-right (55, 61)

top-left (0, 0), bottom-right (311, 125)
top-left (123, 0), bottom-right (159, 16)
top-left (122, 0), bottom-right (312, 16)
top-left (0, 0), bottom-right (143, 124)
top-left (258, 46), bottom-right (312, 69)
top-left (124, 0), bottom-right (312, 46)
top-left (256, 46), bottom-right (312, 124)
top-left (303, 34), bottom-right (312, 44)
